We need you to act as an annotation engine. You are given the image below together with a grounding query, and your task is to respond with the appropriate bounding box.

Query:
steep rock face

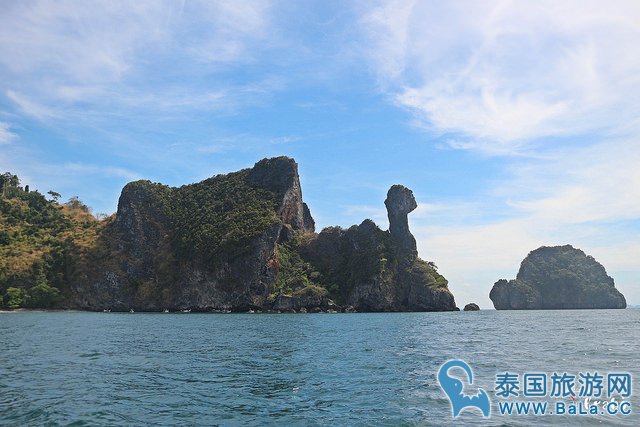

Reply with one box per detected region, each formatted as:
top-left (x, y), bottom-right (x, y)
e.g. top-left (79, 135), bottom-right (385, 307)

top-left (247, 157), bottom-right (314, 232)
top-left (114, 181), bottom-right (172, 279)
top-left (385, 184), bottom-right (418, 256)
top-left (490, 245), bottom-right (626, 310)
top-left (71, 157), bottom-right (314, 311)
top-left (297, 186), bottom-right (457, 312)
top-left (490, 279), bottom-right (540, 309)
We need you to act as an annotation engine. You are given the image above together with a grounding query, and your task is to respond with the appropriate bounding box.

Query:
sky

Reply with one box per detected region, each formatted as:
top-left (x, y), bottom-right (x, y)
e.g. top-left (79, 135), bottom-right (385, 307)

top-left (1, 0), bottom-right (639, 308)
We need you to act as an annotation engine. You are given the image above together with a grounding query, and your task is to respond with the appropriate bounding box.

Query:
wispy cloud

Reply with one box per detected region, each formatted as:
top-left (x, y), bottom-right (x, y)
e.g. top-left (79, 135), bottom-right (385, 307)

top-left (362, 0), bottom-right (640, 151)
top-left (0, 1), bottom-right (277, 122)
top-left (0, 121), bottom-right (17, 144)
top-left (6, 90), bottom-right (59, 120)
top-left (503, 138), bottom-right (640, 224)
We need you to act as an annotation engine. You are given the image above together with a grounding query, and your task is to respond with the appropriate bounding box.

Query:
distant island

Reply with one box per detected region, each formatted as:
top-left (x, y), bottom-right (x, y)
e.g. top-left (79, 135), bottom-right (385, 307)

top-left (0, 157), bottom-right (456, 312)
top-left (490, 245), bottom-right (626, 310)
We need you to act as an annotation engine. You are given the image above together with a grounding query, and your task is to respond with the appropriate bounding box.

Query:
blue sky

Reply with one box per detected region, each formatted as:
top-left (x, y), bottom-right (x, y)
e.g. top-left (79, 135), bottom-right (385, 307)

top-left (1, 0), bottom-right (639, 307)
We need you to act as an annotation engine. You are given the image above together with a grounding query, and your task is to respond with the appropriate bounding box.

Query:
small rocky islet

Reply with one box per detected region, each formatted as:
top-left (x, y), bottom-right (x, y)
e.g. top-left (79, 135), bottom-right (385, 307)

top-left (463, 303), bottom-right (480, 311)
top-left (490, 245), bottom-right (626, 310)
top-left (0, 158), bottom-right (628, 312)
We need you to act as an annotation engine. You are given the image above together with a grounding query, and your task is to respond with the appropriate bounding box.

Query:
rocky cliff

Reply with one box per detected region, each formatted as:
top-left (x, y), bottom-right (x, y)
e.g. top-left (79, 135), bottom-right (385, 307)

top-left (490, 245), bottom-right (626, 310)
top-left (295, 185), bottom-right (456, 311)
top-left (68, 157), bottom-right (456, 312)
top-left (71, 157), bottom-right (314, 311)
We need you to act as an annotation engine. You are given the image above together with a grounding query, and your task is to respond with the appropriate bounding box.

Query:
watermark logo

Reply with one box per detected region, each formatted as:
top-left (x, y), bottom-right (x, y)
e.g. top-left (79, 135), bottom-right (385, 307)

top-left (494, 370), bottom-right (633, 416)
top-left (437, 362), bottom-right (633, 418)
top-left (438, 359), bottom-right (491, 418)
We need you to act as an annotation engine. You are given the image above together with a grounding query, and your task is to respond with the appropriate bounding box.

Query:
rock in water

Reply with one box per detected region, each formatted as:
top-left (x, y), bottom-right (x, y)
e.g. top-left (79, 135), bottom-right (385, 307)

top-left (297, 185), bottom-right (457, 312)
top-left (490, 245), bottom-right (626, 310)
top-left (68, 157), bottom-right (457, 312)
top-left (463, 303), bottom-right (480, 311)
top-left (72, 157), bottom-right (315, 312)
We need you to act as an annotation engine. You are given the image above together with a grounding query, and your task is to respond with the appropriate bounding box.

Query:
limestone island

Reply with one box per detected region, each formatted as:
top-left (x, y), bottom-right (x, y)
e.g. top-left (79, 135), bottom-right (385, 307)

top-left (0, 157), bottom-right (457, 313)
top-left (490, 245), bottom-right (626, 310)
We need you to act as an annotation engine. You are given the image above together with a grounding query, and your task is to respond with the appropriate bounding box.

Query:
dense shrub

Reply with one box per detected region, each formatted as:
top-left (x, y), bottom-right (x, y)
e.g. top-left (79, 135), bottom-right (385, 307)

top-left (0, 172), bottom-right (103, 308)
top-left (170, 170), bottom-right (280, 263)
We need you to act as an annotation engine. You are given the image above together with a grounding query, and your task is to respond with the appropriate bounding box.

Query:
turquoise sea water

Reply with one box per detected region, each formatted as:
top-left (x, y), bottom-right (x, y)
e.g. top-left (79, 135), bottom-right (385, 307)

top-left (1, 309), bottom-right (639, 426)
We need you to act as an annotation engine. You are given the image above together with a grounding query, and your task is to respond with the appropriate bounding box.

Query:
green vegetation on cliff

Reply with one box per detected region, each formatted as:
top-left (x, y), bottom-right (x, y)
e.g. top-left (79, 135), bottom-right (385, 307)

top-left (410, 258), bottom-right (448, 290)
top-left (0, 172), bottom-right (103, 308)
top-left (272, 241), bottom-right (318, 295)
top-left (63, 168), bottom-right (285, 309)
top-left (300, 221), bottom-right (397, 303)
top-left (170, 170), bottom-right (280, 262)
top-left (293, 220), bottom-right (448, 306)
top-left (1, 161), bottom-right (301, 310)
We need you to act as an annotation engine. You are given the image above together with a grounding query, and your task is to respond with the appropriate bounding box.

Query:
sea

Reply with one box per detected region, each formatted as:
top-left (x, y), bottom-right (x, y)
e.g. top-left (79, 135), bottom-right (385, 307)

top-left (1, 309), bottom-right (639, 426)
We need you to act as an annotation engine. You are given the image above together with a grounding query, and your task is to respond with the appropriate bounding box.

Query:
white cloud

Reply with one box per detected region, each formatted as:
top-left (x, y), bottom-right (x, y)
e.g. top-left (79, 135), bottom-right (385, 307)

top-left (0, 121), bottom-right (17, 144)
top-left (182, 1), bottom-right (272, 64)
top-left (6, 90), bottom-right (59, 120)
top-left (0, 1), bottom-right (276, 121)
top-left (503, 138), bottom-right (640, 223)
top-left (0, 1), bottom-right (165, 82)
top-left (362, 0), bottom-right (640, 149)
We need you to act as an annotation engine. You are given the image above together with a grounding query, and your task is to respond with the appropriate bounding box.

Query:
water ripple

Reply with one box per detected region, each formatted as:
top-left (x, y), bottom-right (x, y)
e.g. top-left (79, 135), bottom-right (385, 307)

top-left (0, 310), bottom-right (639, 425)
